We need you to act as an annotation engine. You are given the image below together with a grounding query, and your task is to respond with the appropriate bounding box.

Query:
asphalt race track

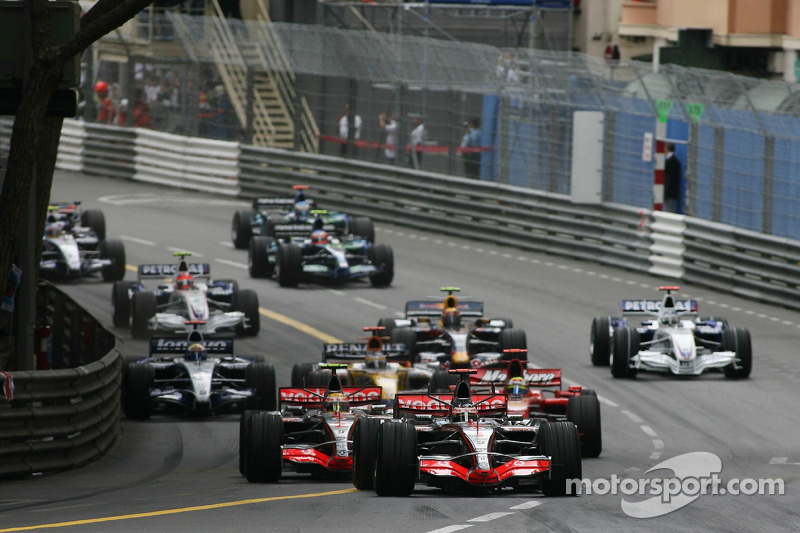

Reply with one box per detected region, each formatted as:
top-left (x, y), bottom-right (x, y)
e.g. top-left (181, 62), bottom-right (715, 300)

top-left (0, 170), bottom-right (797, 532)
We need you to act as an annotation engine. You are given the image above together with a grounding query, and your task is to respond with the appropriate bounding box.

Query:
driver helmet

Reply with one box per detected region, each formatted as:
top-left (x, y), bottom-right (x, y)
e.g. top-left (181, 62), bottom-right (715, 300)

top-left (506, 376), bottom-right (528, 399)
top-left (323, 392), bottom-right (350, 413)
top-left (450, 404), bottom-right (479, 423)
top-left (293, 200), bottom-right (311, 221)
top-left (365, 352), bottom-right (388, 369)
top-left (311, 230), bottom-right (330, 246)
top-left (185, 342), bottom-right (206, 361)
top-left (175, 272), bottom-right (194, 290)
top-left (442, 308), bottom-right (461, 329)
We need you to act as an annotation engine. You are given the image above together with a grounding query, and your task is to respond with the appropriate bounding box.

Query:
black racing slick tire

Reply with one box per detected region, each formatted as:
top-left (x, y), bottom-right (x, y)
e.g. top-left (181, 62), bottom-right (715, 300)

top-left (377, 317), bottom-right (396, 336)
top-left (122, 362), bottom-right (154, 420)
top-left (131, 290), bottom-right (157, 339)
top-left (239, 409), bottom-right (257, 476)
top-left (307, 369), bottom-right (332, 387)
top-left (390, 327), bottom-right (417, 362)
top-left (722, 327), bottom-right (752, 379)
top-left (353, 417), bottom-right (382, 490)
top-left (375, 421), bottom-right (418, 496)
top-left (368, 243), bottom-right (394, 287)
top-left (246, 362), bottom-right (277, 411)
top-left (276, 243), bottom-right (302, 288)
top-left (567, 394), bottom-right (602, 458)
top-left (232, 209), bottom-right (254, 249)
top-left (81, 209), bottom-right (106, 241)
top-left (291, 362), bottom-right (316, 387)
top-left (540, 421), bottom-right (582, 497)
top-left (234, 289), bottom-right (260, 336)
top-left (100, 238), bottom-right (126, 282)
top-left (350, 216), bottom-right (375, 243)
top-left (112, 281), bottom-right (131, 327)
top-left (248, 236), bottom-right (274, 278)
top-left (430, 369), bottom-right (459, 393)
top-left (499, 328), bottom-right (527, 359)
top-left (611, 326), bottom-right (639, 379)
top-left (590, 316), bottom-right (611, 366)
top-left (244, 412), bottom-right (283, 483)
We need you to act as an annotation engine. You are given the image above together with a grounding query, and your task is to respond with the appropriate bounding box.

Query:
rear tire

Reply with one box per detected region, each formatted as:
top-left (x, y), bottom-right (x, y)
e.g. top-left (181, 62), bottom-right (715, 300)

top-left (368, 243), bottom-right (394, 287)
top-left (234, 289), bottom-right (260, 336)
top-left (375, 421), bottom-right (417, 496)
top-left (590, 316), bottom-right (611, 366)
top-left (112, 281), bottom-right (131, 327)
top-left (248, 236), bottom-right (274, 278)
top-left (232, 209), bottom-right (254, 249)
top-left (540, 421), bottom-right (582, 496)
top-left (430, 369), bottom-right (459, 393)
top-left (307, 369), bottom-right (331, 387)
top-left (245, 362), bottom-right (277, 410)
top-left (611, 326), bottom-right (638, 378)
top-left (353, 417), bottom-right (382, 490)
top-left (567, 395), bottom-right (602, 458)
top-left (244, 412), bottom-right (283, 483)
top-left (722, 327), bottom-right (752, 379)
top-left (131, 290), bottom-right (157, 339)
top-left (291, 362), bottom-right (316, 387)
top-left (276, 243), bottom-right (302, 288)
top-left (350, 217), bottom-right (375, 243)
top-left (377, 317), bottom-right (396, 336)
top-left (499, 328), bottom-right (527, 359)
top-left (100, 238), bottom-right (126, 281)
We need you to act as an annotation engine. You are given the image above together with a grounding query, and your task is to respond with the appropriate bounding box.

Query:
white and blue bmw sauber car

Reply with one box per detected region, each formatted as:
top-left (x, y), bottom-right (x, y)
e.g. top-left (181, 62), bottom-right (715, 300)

top-left (590, 286), bottom-right (751, 379)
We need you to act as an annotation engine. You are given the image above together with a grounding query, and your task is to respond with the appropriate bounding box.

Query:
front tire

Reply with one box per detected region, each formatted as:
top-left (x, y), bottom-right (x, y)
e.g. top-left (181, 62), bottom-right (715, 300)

top-left (122, 362), bottom-right (154, 419)
top-left (131, 290), bottom-right (157, 339)
top-left (722, 327), bottom-right (752, 379)
top-left (368, 243), bottom-right (394, 287)
top-left (232, 209), bottom-right (254, 249)
top-left (81, 209), bottom-right (106, 241)
top-left (248, 236), bottom-right (274, 278)
top-left (291, 362), bottom-right (316, 387)
top-left (499, 328), bottom-right (527, 359)
top-left (590, 316), bottom-right (611, 366)
top-left (375, 421), bottom-right (418, 496)
top-left (276, 243), bottom-right (302, 288)
top-left (353, 417), bottom-right (382, 490)
top-left (611, 326), bottom-right (638, 379)
top-left (112, 281), bottom-right (131, 327)
top-left (350, 217), bottom-right (375, 243)
top-left (540, 421), bottom-right (582, 496)
top-left (100, 238), bottom-right (126, 281)
top-left (243, 412), bottom-right (283, 483)
top-left (234, 289), bottom-right (260, 336)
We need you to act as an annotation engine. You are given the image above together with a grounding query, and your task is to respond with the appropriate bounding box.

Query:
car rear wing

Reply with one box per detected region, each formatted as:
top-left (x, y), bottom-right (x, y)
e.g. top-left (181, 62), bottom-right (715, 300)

top-left (394, 392), bottom-right (507, 418)
top-left (322, 342), bottom-right (412, 363)
top-left (278, 386), bottom-right (383, 408)
top-left (621, 299), bottom-right (698, 316)
top-left (252, 197), bottom-right (317, 211)
top-left (271, 223), bottom-right (338, 240)
top-left (404, 300), bottom-right (484, 318)
top-left (469, 367), bottom-right (562, 388)
top-left (149, 336), bottom-right (234, 356)
top-left (138, 263), bottom-right (211, 281)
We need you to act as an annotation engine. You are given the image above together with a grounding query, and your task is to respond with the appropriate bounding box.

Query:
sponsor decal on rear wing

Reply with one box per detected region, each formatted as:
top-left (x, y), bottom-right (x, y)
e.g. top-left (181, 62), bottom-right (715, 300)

top-left (405, 300), bottom-right (484, 317)
top-left (470, 368), bottom-right (562, 387)
top-left (138, 263), bottom-right (211, 279)
top-left (322, 342), bottom-right (410, 361)
top-left (279, 386), bottom-right (382, 408)
top-left (149, 336), bottom-right (234, 355)
top-left (621, 299), bottom-right (698, 314)
top-left (272, 223), bottom-right (338, 238)
top-left (395, 392), bottom-right (508, 415)
top-left (253, 197), bottom-right (317, 210)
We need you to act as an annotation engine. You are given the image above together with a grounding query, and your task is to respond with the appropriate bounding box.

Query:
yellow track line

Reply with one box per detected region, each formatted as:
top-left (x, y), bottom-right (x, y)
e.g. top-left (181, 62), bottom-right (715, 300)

top-left (0, 488), bottom-right (358, 532)
top-left (259, 307), bottom-right (343, 344)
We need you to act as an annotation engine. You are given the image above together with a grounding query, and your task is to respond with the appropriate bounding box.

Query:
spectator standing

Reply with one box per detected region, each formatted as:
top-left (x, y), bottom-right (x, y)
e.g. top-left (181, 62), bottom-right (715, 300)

top-left (338, 104), bottom-right (362, 157)
top-left (95, 81), bottom-right (116, 124)
top-left (408, 113), bottom-right (425, 169)
top-left (664, 142), bottom-right (681, 213)
top-left (460, 118), bottom-right (482, 179)
top-left (378, 112), bottom-right (398, 163)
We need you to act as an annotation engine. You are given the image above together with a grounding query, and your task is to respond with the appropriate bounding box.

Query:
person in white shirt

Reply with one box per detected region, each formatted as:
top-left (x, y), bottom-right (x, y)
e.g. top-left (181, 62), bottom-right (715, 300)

top-left (338, 103), bottom-right (362, 157)
top-left (378, 112), bottom-right (398, 163)
top-left (408, 114), bottom-right (425, 169)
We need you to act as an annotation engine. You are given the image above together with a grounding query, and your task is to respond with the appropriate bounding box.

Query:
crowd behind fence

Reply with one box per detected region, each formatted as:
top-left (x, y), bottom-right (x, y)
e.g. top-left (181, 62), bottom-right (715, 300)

top-left (82, 15), bottom-right (800, 240)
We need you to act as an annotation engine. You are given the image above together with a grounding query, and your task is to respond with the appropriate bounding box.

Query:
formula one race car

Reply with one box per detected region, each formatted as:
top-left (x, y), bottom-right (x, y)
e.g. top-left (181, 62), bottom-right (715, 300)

top-left (351, 369), bottom-right (582, 496)
top-left (590, 286), bottom-right (752, 379)
top-left (122, 323), bottom-right (276, 419)
top-left (231, 185), bottom-right (375, 249)
top-left (377, 288), bottom-right (526, 369)
top-left (40, 202), bottom-right (126, 282)
top-left (291, 327), bottom-right (431, 403)
top-left (248, 221), bottom-right (393, 287)
top-left (239, 368), bottom-right (391, 483)
top-left (466, 354), bottom-right (602, 458)
top-left (112, 252), bottom-right (259, 338)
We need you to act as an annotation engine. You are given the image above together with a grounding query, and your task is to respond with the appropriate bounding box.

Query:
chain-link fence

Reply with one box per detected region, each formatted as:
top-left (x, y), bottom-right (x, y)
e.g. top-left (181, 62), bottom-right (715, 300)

top-left (84, 13), bottom-right (800, 240)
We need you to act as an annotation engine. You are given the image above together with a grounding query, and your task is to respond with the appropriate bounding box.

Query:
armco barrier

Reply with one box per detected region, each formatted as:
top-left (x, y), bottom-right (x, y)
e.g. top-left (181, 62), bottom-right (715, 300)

top-left (44, 118), bottom-right (800, 313)
top-left (0, 283), bottom-right (121, 479)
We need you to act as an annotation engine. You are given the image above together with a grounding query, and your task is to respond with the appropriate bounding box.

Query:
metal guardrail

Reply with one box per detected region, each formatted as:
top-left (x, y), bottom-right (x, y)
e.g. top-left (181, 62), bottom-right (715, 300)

top-left (0, 282), bottom-right (121, 479)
